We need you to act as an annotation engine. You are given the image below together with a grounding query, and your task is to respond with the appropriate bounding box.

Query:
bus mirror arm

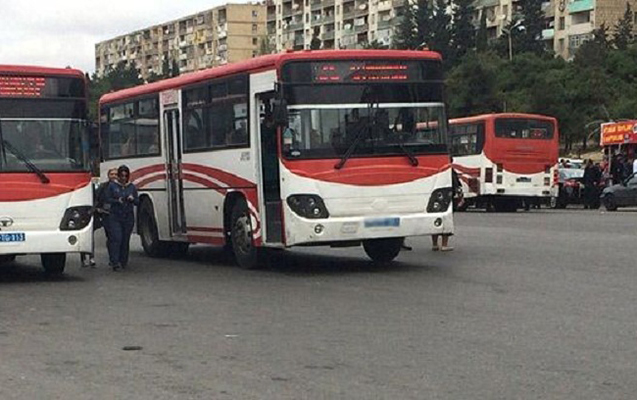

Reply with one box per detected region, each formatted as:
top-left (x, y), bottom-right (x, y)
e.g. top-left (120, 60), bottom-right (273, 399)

top-left (273, 99), bottom-right (289, 126)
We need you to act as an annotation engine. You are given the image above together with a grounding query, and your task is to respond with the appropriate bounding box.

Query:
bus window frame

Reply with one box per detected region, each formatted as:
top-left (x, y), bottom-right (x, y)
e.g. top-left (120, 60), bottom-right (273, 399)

top-left (100, 94), bottom-right (162, 161)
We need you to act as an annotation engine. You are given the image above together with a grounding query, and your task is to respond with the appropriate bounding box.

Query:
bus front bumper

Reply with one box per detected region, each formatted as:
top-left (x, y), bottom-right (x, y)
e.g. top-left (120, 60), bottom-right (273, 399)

top-left (284, 210), bottom-right (454, 247)
top-left (0, 224), bottom-right (93, 256)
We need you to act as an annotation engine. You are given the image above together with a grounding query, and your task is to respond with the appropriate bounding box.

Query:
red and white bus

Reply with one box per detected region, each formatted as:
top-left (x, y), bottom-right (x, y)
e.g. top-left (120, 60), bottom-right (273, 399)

top-left (449, 113), bottom-right (559, 211)
top-left (99, 50), bottom-right (453, 268)
top-left (0, 66), bottom-right (93, 274)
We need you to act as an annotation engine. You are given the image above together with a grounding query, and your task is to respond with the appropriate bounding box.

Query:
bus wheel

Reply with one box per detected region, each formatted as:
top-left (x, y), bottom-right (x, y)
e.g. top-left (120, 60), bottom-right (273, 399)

top-left (139, 200), bottom-right (168, 257)
top-left (603, 194), bottom-right (618, 211)
top-left (363, 238), bottom-right (403, 263)
top-left (41, 253), bottom-right (66, 275)
top-left (0, 255), bottom-right (16, 264)
top-left (230, 199), bottom-right (260, 269)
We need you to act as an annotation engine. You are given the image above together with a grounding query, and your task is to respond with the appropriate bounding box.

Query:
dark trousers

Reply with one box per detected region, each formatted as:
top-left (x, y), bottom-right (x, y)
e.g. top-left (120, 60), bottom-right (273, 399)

top-left (107, 216), bottom-right (135, 266)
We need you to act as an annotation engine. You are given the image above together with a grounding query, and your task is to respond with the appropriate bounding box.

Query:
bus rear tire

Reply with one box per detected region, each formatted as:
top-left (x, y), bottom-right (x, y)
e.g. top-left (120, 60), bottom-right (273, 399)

top-left (41, 253), bottom-right (66, 275)
top-left (363, 238), bottom-right (403, 263)
top-left (139, 199), bottom-right (169, 258)
top-left (230, 198), bottom-right (260, 269)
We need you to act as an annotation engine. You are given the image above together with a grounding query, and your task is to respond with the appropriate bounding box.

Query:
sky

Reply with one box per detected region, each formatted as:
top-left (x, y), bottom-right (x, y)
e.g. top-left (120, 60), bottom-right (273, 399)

top-left (0, 0), bottom-right (244, 74)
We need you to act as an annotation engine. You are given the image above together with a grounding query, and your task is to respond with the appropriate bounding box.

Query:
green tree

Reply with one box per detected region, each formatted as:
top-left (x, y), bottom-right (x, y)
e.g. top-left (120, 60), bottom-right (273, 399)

top-left (517, 0), bottom-right (546, 55)
top-left (259, 36), bottom-right (275, 55)
top-left (475, 10), bottom-right (488, 53)
top-left (574, 23), bottom-right (610, 67)
top-left (612, 2), bottom-right (634, 50)
top-left (86, 62), bottom-right (143, 122)
top-left (364, 39), bottom-right (389, 49)
top-left (415, 0), bottom-right (432, 48)
top-left (393, 0), bottom-right (419, 49)
top-left (446, 51), bottom-right (504, 117)
top-left (451, 0), bottom-right (476, 63)
top-left (429, 0), bottom-right (452, 61)
top-left (170, 59), bottom-right (181, 78)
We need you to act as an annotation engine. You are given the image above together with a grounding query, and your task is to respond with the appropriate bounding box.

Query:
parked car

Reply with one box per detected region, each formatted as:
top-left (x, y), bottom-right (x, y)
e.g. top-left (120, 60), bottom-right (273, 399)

top-left (601, 173), bottom-right (637, 211)
top-left (552, 168), bottom-right (585, 208)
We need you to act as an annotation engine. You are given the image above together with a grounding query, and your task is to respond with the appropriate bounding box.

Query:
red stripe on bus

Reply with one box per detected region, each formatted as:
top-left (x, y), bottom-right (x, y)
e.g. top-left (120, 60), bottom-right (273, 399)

top-left (0, 172), bottom-right (91, 202)
top-left (182, 164), bottom-right (255, 188)
top-left (187, 226), bottom-right (224, 232)
top-left (131, 164), bottom-right (165, 181)
top-left (283, 155), bottom-right (451, 186)
top-left (136, 173), bottom-right (167, 189)
top-left (187, 235), bottom-right (225, 246)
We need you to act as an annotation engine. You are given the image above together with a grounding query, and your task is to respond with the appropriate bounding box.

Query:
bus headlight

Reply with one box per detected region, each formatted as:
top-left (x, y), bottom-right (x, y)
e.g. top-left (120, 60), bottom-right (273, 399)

top-left (427, 188), bottom-right (453, 213)
top-left (60, 206), bottom-right (93, 231)
top-left (287, 195), bottom-right (329, 219)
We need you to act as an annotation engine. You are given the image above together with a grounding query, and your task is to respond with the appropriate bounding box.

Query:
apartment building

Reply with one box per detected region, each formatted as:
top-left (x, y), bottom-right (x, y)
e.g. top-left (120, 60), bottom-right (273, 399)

top-left (266, 0), bottom-right (405, 51)
top-left (473, 0), bottom-right (637, 60)
top-left (549, 0), bottom-right (637, 59)
top-left (95, 3), bottom-right (266, 80)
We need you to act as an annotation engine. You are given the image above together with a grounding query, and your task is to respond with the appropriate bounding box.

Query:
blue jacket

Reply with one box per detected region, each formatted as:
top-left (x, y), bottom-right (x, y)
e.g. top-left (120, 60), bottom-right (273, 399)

top-left (105, 181), bottom-right (139, 220)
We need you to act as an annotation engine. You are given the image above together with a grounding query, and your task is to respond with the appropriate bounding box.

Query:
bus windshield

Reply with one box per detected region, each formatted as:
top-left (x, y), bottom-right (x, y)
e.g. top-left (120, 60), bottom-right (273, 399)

top-left (282, 103), bottom-right (447, 159)
top-left (0, 118), bottom-right (89, 172)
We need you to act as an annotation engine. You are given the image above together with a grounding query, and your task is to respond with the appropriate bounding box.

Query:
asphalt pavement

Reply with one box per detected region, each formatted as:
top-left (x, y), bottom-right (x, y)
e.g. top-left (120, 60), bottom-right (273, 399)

top-left (1, 208), bottom-right (636, 399)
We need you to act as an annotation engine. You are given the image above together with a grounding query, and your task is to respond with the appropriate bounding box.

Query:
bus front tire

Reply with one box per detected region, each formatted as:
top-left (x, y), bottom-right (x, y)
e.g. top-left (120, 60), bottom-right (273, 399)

top-left (363, 238), bottom-right (403, 263)
top-left (41, 253), bottom-right (66, 275)
top-left (230, 199), bottom-right (260, 269)
top-left (139, 200), bottom-right (169, 257)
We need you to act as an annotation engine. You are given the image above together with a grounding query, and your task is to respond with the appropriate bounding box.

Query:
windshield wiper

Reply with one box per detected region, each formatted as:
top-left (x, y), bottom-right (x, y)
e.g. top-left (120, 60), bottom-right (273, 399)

top-left (398, 141), bottom-right (419, 167)
top-left (334, 120), bottom-right (368, 170)
top-left (0, 139), bottom-right (50, 184)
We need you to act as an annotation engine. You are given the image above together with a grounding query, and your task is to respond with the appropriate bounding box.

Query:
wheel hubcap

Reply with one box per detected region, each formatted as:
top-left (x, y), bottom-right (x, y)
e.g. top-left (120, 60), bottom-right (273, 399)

top-left (234, 213), bottom-right (252, 254)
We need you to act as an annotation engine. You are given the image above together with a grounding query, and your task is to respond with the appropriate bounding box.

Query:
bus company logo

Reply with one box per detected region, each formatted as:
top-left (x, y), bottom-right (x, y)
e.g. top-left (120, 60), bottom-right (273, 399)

top-left (0, 216), bottom-right (14, 228)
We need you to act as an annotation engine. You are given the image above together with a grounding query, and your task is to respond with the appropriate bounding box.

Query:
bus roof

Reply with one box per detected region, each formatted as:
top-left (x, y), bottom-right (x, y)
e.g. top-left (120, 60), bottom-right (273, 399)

top-left (449, 113), bottom-right (557, 125)
top-left (100, 49), bottom-right (442, 105)
top-left (0, 65), bottom-right (85, 78)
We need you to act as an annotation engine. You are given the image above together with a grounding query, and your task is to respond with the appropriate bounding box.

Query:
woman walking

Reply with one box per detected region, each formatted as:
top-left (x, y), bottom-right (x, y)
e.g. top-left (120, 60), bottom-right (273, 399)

top-left (105, 165), bottom-right (139, 271)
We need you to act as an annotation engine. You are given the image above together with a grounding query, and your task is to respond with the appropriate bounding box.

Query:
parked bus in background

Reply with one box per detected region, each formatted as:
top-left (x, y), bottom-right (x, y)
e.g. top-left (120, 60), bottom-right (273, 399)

top-left (99, 50), bottom-right (453, 269)
top-left (0, 66), bottom-right (93, 274)
top-left (449, 113), bottom-right (559, 212)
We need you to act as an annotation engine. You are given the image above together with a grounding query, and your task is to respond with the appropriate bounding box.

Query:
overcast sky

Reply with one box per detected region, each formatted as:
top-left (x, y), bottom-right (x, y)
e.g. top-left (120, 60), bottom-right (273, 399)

top-left (0, 0), bottom-right (244, 74)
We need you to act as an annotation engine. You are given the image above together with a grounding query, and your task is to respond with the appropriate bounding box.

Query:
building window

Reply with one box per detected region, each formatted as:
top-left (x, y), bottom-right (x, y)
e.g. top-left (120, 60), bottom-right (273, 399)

top-left (558, 38), bottom-right (565, 52)
top-left (569, 33), bottom-right (592, 49)
top-left (252, 23), bottom-right (258, 32)
top-left (252, 10), bottom-right (258, 18)
top-left (253, 37), bottom-right (258, 46)
top-left (558, 16), bottom-right (565, 30)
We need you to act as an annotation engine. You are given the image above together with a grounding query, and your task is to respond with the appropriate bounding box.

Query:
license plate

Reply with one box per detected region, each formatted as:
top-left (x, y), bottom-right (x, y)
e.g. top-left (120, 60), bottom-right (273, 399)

top-left (516, 177), bottom-right (532, 183)
top-left (364, 217), bottom-right (400, 228)
top-left (0, 233), bottom-right (25, 243)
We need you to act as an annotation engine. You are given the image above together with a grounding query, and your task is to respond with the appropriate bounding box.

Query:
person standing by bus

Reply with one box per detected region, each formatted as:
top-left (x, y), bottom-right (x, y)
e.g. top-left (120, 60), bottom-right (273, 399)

top-left (104, 165), bottom-right (139, 271)
top-left (431, 160), bottom-right (462, 252)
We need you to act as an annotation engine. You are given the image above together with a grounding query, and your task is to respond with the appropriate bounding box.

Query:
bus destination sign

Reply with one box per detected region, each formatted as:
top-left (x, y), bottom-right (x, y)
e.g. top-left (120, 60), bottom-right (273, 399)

top-left (312, 62), bottom-right (417, 83)
top-left (0, 76), bottom-right (47, 98)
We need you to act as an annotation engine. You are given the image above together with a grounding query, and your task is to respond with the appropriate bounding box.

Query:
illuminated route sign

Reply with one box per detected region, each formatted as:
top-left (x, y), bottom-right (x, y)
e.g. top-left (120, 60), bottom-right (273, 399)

top-left (0, 76), bottom-right (47, 97)
top-left (0, 75), bottom-right (85, 98)
top-left (281, 60), bottom-right (442, 84)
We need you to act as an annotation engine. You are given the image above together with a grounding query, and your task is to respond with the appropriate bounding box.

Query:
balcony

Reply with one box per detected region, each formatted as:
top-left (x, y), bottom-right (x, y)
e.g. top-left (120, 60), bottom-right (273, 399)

top-left (569, 0), bottom-right (593, 13)
top-left (355, 24), bottom-right (368, 33)
top-left (311, 0), bottom-right (322, 10)
top-left (392, 0), bottom-right (404, 7)
top-left (288, 21), bottom-right (304, 31)
top-left (377, 19), bottom-right (392, 29)
top-left (343, 9), bottom-right (355, 19)
top-left (294, 36), bottom-right (304, 46)
top-left (323, 15), bottom-right (335, 24)
top-left (542, 28), bottom-right (555, 40)
top-left (323, 0), bottom-right (335, 7)
top-left (323, 31), bottom-right (335, 40)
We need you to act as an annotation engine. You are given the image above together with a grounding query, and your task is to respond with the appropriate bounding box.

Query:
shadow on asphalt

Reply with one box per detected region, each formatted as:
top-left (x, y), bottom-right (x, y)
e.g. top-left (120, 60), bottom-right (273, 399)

top-left (0, 262), bottom-right (85, 284)
top-left (181, 245), bottom-right (425, 276)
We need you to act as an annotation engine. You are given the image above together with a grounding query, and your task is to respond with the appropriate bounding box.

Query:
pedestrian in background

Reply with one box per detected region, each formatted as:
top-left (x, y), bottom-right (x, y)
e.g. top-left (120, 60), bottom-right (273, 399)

top-left (582, 159), bottom-right (598, 209)
top-left (432, 161), bottom-right (461, 252)
top-left (104, 165), bottom-right (139, 271)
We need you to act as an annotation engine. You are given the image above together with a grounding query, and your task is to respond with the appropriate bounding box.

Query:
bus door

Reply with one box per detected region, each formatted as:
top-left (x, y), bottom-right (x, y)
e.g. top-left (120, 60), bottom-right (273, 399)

top-left (257, 92), bottom-right (283, 244)
top-left (163, 107), bottom-right (187, 237)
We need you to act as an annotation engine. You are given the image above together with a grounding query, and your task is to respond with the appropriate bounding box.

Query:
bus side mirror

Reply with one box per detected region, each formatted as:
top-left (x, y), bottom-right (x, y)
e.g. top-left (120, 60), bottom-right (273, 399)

top-left (273, 99), bottom-right (289, 126)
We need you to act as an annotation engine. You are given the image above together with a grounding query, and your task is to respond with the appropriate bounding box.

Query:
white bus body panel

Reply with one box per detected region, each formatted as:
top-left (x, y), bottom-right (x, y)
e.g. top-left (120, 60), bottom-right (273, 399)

top-left (280, 164), bottom-right (454, 246)
top-left (0, 183), bottom-right (93, 255)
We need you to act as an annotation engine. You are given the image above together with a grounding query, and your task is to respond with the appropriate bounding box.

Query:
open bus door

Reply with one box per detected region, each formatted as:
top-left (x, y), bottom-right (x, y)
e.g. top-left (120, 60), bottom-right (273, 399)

top-left (162, 100), bottom-right (187, 238)
top-left (256, 92), bottom-right (283, 244)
